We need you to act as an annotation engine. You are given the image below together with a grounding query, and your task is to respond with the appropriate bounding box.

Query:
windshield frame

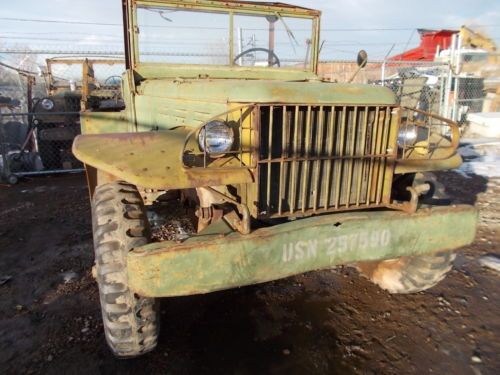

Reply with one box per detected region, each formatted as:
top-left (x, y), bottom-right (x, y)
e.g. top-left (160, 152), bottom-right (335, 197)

top-left (124, 0), bottom-right (321, 75)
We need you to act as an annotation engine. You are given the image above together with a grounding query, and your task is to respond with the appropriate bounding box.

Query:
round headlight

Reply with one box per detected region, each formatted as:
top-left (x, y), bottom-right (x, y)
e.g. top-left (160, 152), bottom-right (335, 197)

top-left (198, 120), bottom-right (234, 154)
top-left (397, 124), bottom-right (418, 148)
top-left (40, 98), bottom-right (54, 111)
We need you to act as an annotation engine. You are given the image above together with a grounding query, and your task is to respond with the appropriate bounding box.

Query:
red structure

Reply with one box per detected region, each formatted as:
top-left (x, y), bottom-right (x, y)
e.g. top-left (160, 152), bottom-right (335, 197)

top-left (389, 29), bottom-right (458, 61)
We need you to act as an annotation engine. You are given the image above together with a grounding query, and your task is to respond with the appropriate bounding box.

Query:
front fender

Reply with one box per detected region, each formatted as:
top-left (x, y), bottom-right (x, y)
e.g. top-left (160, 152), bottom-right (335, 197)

top-left (72, 128), bottom-right (254, 189)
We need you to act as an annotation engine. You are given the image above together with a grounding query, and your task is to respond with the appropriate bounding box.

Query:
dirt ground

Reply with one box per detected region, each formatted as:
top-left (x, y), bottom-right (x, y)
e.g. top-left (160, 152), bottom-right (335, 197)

top-left (0, 171), bottom-right (498, 375)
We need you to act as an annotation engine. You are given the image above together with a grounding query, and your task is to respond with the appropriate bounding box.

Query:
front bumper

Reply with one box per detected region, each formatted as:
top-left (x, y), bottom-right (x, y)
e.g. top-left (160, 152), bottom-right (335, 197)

top-left (128, 205), bottom-right (477, 297)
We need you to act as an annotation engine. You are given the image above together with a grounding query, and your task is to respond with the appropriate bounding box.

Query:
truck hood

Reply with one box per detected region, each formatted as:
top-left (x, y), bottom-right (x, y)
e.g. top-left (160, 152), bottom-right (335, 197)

top-left (138, 79), bottom-right (396, 105)
top-left (133, 79), bottom-right (397, 131)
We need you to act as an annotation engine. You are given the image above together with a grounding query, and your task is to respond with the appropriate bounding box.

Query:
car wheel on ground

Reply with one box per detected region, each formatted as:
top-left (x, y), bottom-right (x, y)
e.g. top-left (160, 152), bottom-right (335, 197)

top-left (356, 173), bottom-right (455, 293)
top-left (92, 181), bottom-right (160, 357)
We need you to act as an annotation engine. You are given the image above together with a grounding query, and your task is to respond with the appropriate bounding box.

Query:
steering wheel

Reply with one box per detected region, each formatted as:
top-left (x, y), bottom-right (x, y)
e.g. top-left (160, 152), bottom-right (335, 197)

top-left (104, 75), bottom-right (122, 86)
top-left (233, 48), bottom-right (281, 67)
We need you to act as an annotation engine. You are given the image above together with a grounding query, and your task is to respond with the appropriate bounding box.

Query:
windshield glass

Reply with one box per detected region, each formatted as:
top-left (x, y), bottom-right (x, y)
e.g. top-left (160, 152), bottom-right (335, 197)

top-left (47, 60), bottom-right (125, 89)
top-left (137, 5), bottom-right (314, 69)
top-left (233, 14), bottom-right (313, 69)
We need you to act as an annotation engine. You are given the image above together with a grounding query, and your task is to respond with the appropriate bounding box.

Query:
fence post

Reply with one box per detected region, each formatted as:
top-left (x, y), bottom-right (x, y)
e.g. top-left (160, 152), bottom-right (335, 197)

top-left (453, 77), bottom-right (460, 122)
top-left (438, 66), bottom-right (446, 128)
top-left (381, 60), bottom-right (386, 86)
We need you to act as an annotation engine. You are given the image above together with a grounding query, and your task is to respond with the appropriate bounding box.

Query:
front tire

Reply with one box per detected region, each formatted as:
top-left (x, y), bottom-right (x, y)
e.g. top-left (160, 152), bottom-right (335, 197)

top-left (357, 172), bottom-right (455, 294)
top-left (356, 252), bottom-right (456, 294)
top-left (92, 181), bottom-right (159, 357)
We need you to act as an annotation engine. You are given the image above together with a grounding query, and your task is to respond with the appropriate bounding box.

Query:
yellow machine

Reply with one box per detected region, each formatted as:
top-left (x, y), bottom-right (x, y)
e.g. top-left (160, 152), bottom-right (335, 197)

top-left (460, 26), bottom-right (497, 52)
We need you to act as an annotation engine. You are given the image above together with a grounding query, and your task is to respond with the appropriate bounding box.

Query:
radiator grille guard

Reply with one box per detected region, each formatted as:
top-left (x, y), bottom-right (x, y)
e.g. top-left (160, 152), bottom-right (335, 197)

top-left (257, 105), bottom-right (399, 218)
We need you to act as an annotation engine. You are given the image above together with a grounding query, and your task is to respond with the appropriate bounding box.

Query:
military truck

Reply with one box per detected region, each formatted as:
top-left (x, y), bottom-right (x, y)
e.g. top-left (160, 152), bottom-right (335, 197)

top-left (73, 0), bottom-right (477, 358)
top-left (34, 58), bottom-right (124, 169)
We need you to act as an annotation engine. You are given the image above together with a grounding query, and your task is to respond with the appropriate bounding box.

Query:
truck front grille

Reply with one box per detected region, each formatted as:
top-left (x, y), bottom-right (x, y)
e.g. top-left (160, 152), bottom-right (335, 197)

top-left (258, 105), bottom-right (397, 218)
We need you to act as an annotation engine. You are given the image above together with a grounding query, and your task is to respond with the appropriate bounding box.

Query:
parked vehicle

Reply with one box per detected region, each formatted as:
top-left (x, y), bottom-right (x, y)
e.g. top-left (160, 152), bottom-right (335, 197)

top-left (73, 0), bottom-right (477, 358)
top-left (33, 58), bottom-right (124, 169)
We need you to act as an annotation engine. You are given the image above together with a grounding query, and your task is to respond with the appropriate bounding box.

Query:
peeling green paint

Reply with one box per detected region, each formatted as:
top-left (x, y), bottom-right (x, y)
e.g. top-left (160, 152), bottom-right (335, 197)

top-left (128, 205), bottom-right (478, 297)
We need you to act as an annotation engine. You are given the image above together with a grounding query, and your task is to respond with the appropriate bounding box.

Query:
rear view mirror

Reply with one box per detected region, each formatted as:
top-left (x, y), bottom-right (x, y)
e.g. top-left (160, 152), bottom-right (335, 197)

top-left (348, 50), bottom-right (369, 83)
top-left (357, 50), bottom-right (368, 68)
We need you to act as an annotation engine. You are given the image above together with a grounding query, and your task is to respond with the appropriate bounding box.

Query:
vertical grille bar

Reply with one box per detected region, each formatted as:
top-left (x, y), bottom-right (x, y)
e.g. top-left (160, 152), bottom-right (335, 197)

top-left (290, 105), bottom-right (299, 214)
top-left (376, 107), bottom-right (392, 204)
top-left (323, 105), bottom-right (335, 210)
top-left (301, 106), bottom-right (312, 213)
top-left (356, 106), bottom-right (369, 206)
top-left (266, 105), bottom-right (273, 212)
top-left (278, 106), bottom-right (287, 215)
top-left (312, 106), bottom-right (324, 212)
top-left (334, 106), bottom-right (347, 208)
top-left (366, 106), bottom-right (379, 205)
top-left (345, 107), bottom-right (358, 208)
top-left (372, 107), bottom-right (385, 204)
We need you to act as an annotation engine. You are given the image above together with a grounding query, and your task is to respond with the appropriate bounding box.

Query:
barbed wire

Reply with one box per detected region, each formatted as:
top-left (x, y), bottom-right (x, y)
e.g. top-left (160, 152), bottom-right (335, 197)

top-left (1, 16), bottom-right (498, 31)
top-left (0, 36), bottom-right (422, 49)
top-left (0, 47), bottom-right (457, 65)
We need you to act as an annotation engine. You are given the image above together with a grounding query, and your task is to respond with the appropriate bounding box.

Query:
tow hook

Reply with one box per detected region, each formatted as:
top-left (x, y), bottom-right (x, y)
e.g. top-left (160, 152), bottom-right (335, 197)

top-left (405, 183), bottom-right (431, 213)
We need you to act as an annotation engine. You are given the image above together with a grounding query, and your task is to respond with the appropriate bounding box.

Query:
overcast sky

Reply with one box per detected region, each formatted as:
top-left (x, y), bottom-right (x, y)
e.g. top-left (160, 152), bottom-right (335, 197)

top-left (0, 0), bottom-right (499, 61)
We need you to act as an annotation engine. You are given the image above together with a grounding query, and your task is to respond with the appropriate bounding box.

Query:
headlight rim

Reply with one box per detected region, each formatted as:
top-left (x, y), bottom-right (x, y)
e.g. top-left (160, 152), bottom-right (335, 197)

top-left (40, 98), bottom-right (55, 111)
top-left (198, 120), bottom-right (235, 155)
top-left (397, 124), bottom-right (418, 149)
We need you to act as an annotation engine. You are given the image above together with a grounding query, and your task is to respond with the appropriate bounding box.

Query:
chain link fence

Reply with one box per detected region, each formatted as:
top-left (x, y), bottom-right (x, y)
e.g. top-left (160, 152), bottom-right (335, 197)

top-left (319, 55), bottom-right (499, 129)
top-left (319, 60), bottom-right (449, 116)
top-left (0, 58), bottom-right (124, 182)
top-left (447, 53), bottom-right (500, 125)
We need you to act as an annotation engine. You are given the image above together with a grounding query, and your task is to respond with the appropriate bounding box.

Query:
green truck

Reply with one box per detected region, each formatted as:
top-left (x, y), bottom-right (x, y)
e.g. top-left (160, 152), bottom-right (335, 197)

top-left (73, 0), bottom-right (477, 358)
